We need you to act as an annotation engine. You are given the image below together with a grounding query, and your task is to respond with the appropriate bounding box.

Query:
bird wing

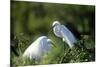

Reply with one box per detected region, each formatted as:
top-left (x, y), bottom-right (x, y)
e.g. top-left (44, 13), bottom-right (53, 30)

top-left (23, 39), bottom-right (42, 60)
top-left (61, 25), bottom-right (77, 48)
top-left (40, 39), bottom-right (50, 53)
top-left (61, 25), bottom-right (77, 43)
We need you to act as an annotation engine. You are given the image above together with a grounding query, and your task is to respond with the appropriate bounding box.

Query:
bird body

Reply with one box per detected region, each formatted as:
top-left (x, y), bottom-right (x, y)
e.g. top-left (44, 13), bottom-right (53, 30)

top-left (23, 36), bottom-right (54, 60)
top-left (52, 21), bottom-right (77, 48)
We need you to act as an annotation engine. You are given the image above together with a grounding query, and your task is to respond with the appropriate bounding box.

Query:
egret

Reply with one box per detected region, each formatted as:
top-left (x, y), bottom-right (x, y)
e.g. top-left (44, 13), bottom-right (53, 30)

top-left (52, 21), bottom-right (77, 48)
top-left (23, 36), bottom-right (56, 60)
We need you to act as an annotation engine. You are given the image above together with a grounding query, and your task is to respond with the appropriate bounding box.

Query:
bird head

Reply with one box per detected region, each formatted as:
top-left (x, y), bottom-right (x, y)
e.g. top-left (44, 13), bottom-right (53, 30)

top-left (47, 21), bottom-right (61, 35)
top-left (47, 39), bottom-right (56, 48)
top-left (52, 21), bottom-right (61, 28)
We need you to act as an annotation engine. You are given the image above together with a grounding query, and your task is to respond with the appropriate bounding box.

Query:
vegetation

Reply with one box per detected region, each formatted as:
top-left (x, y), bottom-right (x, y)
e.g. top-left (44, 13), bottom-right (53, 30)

top-left (11, 1), bottom-right (95, 66)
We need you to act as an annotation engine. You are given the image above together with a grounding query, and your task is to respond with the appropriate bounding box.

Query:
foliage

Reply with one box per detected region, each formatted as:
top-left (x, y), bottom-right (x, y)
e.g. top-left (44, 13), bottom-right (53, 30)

top-left (11, 34), bottom-right (95, 66)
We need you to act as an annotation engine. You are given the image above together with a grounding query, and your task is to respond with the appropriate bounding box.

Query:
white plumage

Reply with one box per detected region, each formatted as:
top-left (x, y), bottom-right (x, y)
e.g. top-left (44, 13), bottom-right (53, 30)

top-left (52, 21), bottom-right (77, 48)
top-left (23, 36), bottom-right (54, 60)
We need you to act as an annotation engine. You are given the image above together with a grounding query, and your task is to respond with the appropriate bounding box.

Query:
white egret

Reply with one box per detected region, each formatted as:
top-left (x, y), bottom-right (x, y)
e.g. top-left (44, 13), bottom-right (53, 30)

top-left (52, 21), bottom-right (77, 48)
top-left (23, 36), bottom-right (55, 60)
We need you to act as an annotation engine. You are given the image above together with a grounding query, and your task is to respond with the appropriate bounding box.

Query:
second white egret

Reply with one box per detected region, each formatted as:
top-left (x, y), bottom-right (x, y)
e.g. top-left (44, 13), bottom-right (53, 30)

top-left (52, 21), bottom-right (77, 48)
top-left (23, 36), bottom-right (55, 60)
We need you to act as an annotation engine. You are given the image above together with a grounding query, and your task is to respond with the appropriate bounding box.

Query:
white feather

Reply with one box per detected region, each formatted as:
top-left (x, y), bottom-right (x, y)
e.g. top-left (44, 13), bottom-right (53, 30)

top-left (23, 36), bottom-right (52, 60)
top-left (52, 21), bottom-right (77, 48)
